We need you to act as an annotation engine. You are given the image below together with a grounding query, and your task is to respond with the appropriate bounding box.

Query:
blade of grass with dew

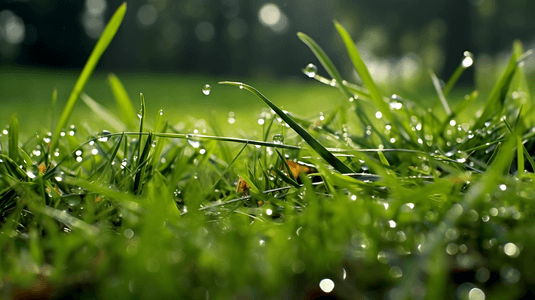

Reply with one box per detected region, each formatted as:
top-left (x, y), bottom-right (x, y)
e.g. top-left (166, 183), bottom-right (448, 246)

top-left (204, 142), bottom-right (248, 197)
top-left (0, 154), bottom-right (27, 180)
top-left (429, 69), bottom-right (452, 116)
top-left (96, 133), bottom-right (124, 182)
top-left (133, 93), bottom-right (146, 169)
top-left (472, 44), bottom-right (519, 130)
top-left (502, 114), bottom-right (530, 175)
top-left (133, 132), bottom-right (153, 195)
top-left (297, 32), bottom-right (353, 100)
top-left (81, 93), bottom-right (127, 132)
top-left (219, 82), bottom-right (354, 174)
top-left (333, 21), bottom-right (393, 122)
top-left (8, 114), bottom-right (19, 164)
top-left (394, 128), bottom-right (519, 299)
top-left (108, 73), bottom-right (137, 129)
top-left (275, 149), bottom-right (297, 183)
top-left (272, 168), bottom-right (300, 188)
top-left (442, 51), bottom-right (473, 96)
top-left (150, 122), bottom-right (168, 168)
top-left (509, 41), bottom-right (532, 121)
top-left (50, 3), bottom-right (126, 152)
top-left (150, 109), bottom-right (167, 168)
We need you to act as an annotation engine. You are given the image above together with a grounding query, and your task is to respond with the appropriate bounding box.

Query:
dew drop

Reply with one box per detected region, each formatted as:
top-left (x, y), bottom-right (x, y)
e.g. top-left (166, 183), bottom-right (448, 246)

top-left (375, 111), bottom-right (383, 119)
top-left (273, 134), bottom-right (284, 144)
top-left (98, 130), bottom-right (112, 142)
top-left (504, 242), bottom-right (520, 257)
top-left (304, 63), bottom-right (318, 78)
top-left (389, 101), bottom-right (403, 110)
top-left (202, 84), bottom-right (211, 95)
top-left (319, 278), bottom-right (334, 293)
top-left (468, 288), bottom-right (485, 300)
top-left (68, 125), bottom-right (77, 136)
top-left (330, 79), bottom-right (337, 87)
top-left (462, 51), bottom-right (474, 68)
top-left (389, 266), bottom-right (403, 278)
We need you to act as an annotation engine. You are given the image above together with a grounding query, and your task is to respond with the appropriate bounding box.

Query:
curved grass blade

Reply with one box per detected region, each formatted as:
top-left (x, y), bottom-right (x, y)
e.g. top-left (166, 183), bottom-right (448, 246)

top-left (442, 51), bottom-right (473, 96)
top-left (219, 81), bottom-right (354, 174)
top-left (333, 21), bottom-right (393, 122)
top-left (108, 73), bottom-right (137, 129)
top-left (8, 114), bottom-right (19, 164)
top-left (297, 32), bottom-right (353, 100)
top-left (429, 69), bottom-right (452, 115)
top-left (472, 44), bottom-right (519, 130)
top-left (50, 3), bottom-right (126, 152)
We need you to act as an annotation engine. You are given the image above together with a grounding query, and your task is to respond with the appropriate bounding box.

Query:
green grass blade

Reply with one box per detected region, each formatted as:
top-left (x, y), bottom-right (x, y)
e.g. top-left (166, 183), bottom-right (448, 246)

top-left (429, 69), bottom-right (452, 115)
top-left (272, 168), bottom-right (300, 188)
top-left (135, 93), bottom-right (146, 167)
top-left (204, 142), bottom-right (248, 197)
top-left (275, 149), bottom-right (297, 182)
top-left (8, 114), bottom-right (19, 164)
top-left (133, 132), bottom-right (153, 195)
top-left (108, 73), bottom-right (137, 129)
top-left (50, 2), bottom-right (126, 152)
top-left (472, 45), bottom-right (519, 129)
top-left (81, 93), bottom-right (127, 132)
top-left (219, 81), bottom-right (354, 174)
top-left (96, 133), bottom-right (124, 182)
top-left (297, 32), bottom-right (353, 100)
top-left (333, 21), bottom-right (393, 122)
top-left (442, 51), bottom-right (473, 96)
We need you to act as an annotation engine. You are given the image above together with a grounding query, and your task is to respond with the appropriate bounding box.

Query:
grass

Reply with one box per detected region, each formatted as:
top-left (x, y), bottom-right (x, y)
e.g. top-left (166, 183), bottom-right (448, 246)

top-left (2, 3), bottom-right (535, 299)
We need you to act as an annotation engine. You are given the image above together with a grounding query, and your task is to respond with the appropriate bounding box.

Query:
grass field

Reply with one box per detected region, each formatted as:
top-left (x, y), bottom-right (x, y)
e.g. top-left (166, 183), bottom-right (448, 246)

top-left (2, 3), bottom-right (535, 300)
top-left (0, 67), bottom-right (348, 135)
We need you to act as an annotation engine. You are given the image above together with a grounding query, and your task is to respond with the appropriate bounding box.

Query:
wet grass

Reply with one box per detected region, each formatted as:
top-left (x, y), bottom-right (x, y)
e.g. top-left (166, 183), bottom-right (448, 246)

top-left (1, 3), bottom-right (535, 299)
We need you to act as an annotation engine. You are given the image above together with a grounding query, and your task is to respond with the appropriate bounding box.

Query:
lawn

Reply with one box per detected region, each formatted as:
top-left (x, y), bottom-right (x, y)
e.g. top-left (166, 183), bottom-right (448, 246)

top-left (1, 3), bottom-right (535, 300)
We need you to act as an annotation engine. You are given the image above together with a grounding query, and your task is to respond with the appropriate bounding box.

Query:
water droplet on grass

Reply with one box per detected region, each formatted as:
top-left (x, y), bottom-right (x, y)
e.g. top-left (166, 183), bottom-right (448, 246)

top-left (273, 134), bottom-right (284, 144)
top-left (202, 84), bottom-right (211, 95)
top-left (69, 125), bottom-right (77, 136)
top-left (375, 111), bottom-right (383, 119)
top-left (504, 242), bottom-right (520, 257)
top-left (319, 278), bottom-right (334, 293)
top-left (98, 130), bottom-right (112, 142)
top-left (304, 63), bottom-right (318, 78)
top-left (389, 266), bottom-right (403, 278)
top-left (462, 51), bottom-right (474, 68)
top-left (468, 288), bottom-right (485, 300)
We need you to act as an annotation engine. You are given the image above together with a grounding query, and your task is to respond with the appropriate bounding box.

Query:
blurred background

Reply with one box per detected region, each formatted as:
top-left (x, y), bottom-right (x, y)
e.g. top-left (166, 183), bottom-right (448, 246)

top-left (2, 0), bottom-right (535, 82)
top-left (1, 0), bottom-right (535, 132)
